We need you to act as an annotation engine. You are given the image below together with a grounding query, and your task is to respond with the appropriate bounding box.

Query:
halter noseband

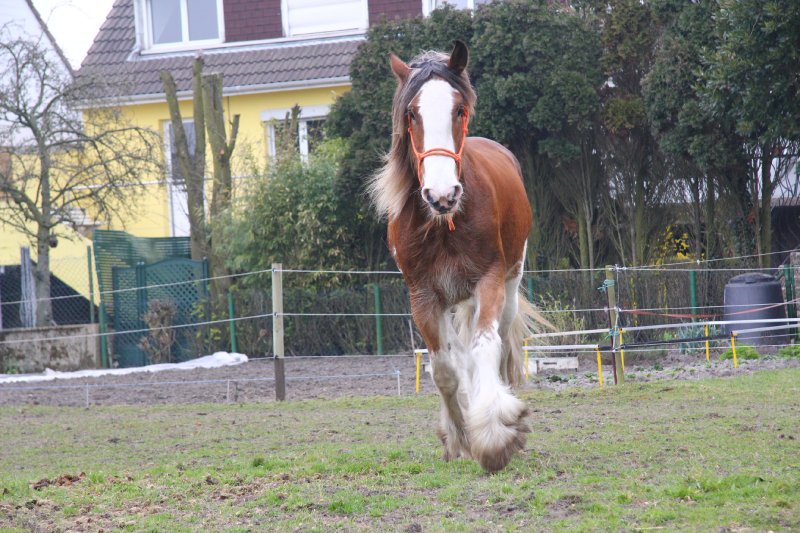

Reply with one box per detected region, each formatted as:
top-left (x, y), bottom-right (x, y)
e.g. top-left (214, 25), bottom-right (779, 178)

top-left (407, 107), bottom-right (469, 232)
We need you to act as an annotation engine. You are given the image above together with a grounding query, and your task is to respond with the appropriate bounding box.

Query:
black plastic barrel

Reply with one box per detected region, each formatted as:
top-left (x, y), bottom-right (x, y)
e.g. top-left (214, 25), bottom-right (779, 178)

top-left (723, 273), bottom-right (787, 345)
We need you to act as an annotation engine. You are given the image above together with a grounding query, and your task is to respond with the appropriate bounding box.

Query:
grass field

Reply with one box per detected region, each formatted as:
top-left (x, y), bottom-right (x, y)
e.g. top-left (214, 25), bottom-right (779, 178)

top-left (1, 369), bottom-right (799, 531)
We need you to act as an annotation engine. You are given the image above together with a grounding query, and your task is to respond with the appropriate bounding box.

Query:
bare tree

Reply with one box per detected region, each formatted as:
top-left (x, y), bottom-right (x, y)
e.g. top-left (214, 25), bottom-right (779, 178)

top-left (0, 29), bottom-right (162, 326)
top-left (160, 60), bottom-right (239, 307)
top-left (160, 56), bottom-right (208, 261)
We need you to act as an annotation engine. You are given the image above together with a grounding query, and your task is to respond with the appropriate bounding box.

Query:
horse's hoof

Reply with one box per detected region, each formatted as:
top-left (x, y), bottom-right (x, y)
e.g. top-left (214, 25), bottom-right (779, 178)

top-left (475, 419), bottom-right (529, 472)
top-left (469, 404), bottom-right (530, 472)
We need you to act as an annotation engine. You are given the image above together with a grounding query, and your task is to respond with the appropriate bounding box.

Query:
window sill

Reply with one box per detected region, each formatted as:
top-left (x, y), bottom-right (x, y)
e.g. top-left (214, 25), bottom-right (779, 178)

top-left (138, 29), bottom-right (365, 57)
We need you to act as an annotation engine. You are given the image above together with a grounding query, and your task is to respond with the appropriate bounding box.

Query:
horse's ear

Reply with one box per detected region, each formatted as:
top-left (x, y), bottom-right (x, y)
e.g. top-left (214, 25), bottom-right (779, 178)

top-left (448, 40), bottom-right (469, 75)
top-left (390, 53), bottom-right (410, 83)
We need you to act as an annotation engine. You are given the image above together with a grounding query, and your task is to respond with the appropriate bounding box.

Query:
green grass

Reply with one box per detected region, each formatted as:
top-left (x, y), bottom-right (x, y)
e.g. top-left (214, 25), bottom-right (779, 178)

top-left (778, 344), bottom-right (800, 358)
top-left (1, 369), bottom-right (800, 530)
top-left (719, 344), bottom-right (761, 361)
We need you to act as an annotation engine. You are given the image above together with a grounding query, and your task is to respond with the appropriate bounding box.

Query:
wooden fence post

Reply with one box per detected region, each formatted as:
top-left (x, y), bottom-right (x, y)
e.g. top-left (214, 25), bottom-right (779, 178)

top-left (272, 263), bottom-right (286, 401)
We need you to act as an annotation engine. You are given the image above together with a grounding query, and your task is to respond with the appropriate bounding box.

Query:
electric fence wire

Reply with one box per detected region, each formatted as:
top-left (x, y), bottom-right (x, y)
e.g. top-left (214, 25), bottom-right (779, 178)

top-left (2, 300), bottom-right (795, 348)
top-left (2, 247), bottom-right (795, 307)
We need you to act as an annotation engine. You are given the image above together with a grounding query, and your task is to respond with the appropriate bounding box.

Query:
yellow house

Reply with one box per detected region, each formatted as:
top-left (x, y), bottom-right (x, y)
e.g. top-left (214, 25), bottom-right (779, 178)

top-left (73, 0), bottom-right (419, 239)
top-left (77, 0), bottom-right (435, 241)
top-left (71, 0), bottom-right (444, 238)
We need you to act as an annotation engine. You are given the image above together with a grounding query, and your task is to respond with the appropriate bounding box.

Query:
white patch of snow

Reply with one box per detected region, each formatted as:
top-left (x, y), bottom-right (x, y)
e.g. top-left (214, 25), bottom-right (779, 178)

top-left (0, 352), bottom-right (248, 384)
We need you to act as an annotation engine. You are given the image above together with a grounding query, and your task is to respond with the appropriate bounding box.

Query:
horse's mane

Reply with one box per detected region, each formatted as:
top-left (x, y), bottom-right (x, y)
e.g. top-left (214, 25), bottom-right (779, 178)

top-left (369, 50), bottom-right (477, 220)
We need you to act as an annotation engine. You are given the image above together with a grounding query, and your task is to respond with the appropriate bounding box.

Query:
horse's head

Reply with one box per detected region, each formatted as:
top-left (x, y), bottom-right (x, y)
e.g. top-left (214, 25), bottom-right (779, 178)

top-left (390, 41), bottom-right (475, 222)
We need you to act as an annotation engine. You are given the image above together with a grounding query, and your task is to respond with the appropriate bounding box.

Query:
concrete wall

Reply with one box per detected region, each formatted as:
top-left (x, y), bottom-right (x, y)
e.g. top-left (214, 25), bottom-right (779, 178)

top-left (0, 324), bottom-right (101, 373)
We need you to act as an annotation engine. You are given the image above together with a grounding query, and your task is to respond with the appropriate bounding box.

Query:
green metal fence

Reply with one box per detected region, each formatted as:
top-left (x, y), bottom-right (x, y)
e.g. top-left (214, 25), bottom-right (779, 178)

top-left (112, 258), bottom-right (209, 367)
top-left (93, 230), bottom-right (196, 367)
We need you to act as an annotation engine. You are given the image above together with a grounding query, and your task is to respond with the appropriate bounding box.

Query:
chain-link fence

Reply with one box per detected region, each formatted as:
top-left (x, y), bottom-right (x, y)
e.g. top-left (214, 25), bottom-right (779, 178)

top-left (0, 249), bottom-right (97, 330)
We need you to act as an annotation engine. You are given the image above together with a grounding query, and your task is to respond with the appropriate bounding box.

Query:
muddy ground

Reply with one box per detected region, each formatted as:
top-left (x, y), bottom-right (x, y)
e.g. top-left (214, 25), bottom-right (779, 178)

top-left (1, 348), bottom-right (798, 407)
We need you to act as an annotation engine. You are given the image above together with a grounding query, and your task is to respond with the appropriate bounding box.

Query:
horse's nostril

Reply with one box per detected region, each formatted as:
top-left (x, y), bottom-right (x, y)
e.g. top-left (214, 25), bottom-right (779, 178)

top-left (450, 184), bottom-right (463, 202)
top-left (423, 187), bottom-right (459, 212)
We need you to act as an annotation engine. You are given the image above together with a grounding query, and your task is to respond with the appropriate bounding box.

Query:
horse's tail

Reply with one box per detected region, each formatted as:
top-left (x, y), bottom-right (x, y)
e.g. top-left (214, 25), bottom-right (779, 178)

top-left (505, 290), bottom-right (554, 387)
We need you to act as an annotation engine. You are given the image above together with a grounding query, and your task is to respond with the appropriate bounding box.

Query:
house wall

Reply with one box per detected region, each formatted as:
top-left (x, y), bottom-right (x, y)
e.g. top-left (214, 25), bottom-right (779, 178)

top-left (368, 0), bottom-right (422, 25)
top-left (224, 0), bottom-right (283, 42)
top-left (0, 221), bottom-right (94, 300)
top-left (223, 0), bottom-right (422, 41)
top-left (96, 84), bottom-right (350, 238)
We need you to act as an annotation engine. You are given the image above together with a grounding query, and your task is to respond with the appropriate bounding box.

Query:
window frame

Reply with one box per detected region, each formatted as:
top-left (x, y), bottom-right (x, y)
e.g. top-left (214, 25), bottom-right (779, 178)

top-left (422, 0), bottom-right (482, 16)
top-left (163, 119), bottom-right (196, 237)
top-left (139, 0), bottom-right (225, 52)
top-left (262, 105), bottom-right (330, 162)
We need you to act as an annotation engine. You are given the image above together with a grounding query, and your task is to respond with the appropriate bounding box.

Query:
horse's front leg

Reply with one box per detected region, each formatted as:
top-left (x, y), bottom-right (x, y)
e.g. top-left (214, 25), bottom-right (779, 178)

top-left (467, 269), bottom-right (530, 472)
top-left (410, 293), bottom-right (471, 461)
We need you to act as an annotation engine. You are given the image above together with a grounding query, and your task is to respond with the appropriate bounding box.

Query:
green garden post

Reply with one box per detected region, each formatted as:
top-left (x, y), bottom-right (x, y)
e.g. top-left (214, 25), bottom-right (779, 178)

top-left (87, 246), bottom-right (95, 324)
top-left (689, 270), bottom-right (698, 322)
top-left (373, 284), bottom-right (384, 356)
top-left (227, 291), bottom-right (238, 354)
top-left (784, 264), bottom-right (797, 340)
top-left (98, 298), bottom-right (108, 368)
top-left (527, 276), bottom-right (535, 301)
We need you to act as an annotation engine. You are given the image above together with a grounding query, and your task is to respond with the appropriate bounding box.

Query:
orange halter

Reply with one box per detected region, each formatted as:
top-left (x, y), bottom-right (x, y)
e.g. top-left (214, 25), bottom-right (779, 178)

top-left (407, 108), bottom-right (469, 232)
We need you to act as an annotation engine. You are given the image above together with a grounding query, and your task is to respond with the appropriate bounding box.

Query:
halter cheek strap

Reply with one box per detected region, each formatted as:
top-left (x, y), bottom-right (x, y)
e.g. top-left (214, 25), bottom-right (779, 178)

top-left (407, 108), bottom-right (469, 232)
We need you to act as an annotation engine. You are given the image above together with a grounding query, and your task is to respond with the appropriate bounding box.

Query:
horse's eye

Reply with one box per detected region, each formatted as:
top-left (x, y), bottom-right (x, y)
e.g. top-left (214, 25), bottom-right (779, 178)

top-left (456, 106), bottom-right (465, 117)
top-left (408, 110), bottom-right (416, 123)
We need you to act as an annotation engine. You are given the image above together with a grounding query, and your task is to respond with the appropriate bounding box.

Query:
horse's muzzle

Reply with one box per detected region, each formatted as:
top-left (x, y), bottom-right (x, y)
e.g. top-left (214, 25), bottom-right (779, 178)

top-left (423, 183), bottom-right (463, 214)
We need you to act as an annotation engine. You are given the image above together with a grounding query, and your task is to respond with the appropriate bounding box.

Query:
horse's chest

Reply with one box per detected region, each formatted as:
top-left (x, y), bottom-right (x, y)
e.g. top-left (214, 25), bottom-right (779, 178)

top-left (396, 248), bottom-right (476, 305)
top-left (431, 261), bottom-right (473, 304)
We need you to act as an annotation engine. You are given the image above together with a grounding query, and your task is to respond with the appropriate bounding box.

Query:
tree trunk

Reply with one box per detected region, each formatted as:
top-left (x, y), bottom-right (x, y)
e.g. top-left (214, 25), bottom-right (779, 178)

top-left (631, 176), bottom-right (647, 266)
top-left (759, 148), bottom-right (774, 268)
top-left (35, 146), bottom-right (52, 327)
top-left (34, 225), bottom-right (52, 326)
top-left (160, 57), bottom-right (208, 261)
top-left (577, 213), bottom-right (589, 271)
top-left (518, 149), bottom-right (544, 266)
top-left (690, 174), bottom-right (702, 261)
top-left (203, 73), bottom-right (239, 221)
top-left (704, 175), bottom-right (716, 259)
top-left (189, 58), bottom-right (208, 260)
top-left (202, 72), bottom-right (240, 303)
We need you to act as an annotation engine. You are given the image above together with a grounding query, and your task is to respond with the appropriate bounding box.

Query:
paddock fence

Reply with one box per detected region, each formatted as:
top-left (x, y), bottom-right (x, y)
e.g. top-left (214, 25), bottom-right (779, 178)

top-left (1, 250), bottom-right (798, 376)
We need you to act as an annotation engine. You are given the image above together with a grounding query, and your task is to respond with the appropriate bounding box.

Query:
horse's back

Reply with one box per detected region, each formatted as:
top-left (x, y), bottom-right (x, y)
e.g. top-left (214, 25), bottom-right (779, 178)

top-left (466, 136), bottom-right (521, 175)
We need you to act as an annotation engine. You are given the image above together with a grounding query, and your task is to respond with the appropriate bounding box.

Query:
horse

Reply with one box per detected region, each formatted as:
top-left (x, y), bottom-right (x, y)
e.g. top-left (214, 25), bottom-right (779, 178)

top-left (369, 40), bottom-right (543, 472)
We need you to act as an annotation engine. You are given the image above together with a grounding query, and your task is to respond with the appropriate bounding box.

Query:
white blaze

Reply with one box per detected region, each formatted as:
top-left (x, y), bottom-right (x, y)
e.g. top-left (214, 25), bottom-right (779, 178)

top-left (417, 79), bottom-right (459, 199)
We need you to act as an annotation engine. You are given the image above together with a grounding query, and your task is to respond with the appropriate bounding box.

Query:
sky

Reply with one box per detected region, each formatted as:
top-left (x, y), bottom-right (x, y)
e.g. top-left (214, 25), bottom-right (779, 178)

top-left (32, 0), bottom-right (115, 69)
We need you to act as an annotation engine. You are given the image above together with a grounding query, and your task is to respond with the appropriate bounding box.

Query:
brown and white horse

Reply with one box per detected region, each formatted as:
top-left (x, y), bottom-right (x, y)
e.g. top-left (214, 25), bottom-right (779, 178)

top-left (370, 41), bottom-right (542, 472)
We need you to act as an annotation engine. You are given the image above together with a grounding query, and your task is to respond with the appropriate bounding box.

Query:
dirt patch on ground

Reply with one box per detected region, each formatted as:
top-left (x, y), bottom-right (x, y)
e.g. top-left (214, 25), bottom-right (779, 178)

top-left (0, 351), bottom-right (798, 407)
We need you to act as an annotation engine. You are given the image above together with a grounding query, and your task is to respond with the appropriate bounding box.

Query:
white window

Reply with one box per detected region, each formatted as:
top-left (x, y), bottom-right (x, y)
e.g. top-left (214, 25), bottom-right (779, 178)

top-left (141, 0), bottom-right (224, 50)
top-left (164, 120), bottom-right (195, 237)
top-left (281, 0), bottom-right (368, 37)
top-left (262, 106), bottom-right (329, 162)
top-left (422, 0), bottom-right (489, 16)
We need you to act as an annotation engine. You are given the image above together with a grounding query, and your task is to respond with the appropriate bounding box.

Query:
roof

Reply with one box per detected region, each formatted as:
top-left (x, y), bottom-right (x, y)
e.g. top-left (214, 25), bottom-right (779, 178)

top-left (76, 0), bottom-right (361, 103)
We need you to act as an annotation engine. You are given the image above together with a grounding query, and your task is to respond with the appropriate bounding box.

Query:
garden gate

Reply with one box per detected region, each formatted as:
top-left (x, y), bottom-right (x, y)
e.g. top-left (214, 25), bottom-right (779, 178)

top-left (112, 258), bottom-right (208, 367)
